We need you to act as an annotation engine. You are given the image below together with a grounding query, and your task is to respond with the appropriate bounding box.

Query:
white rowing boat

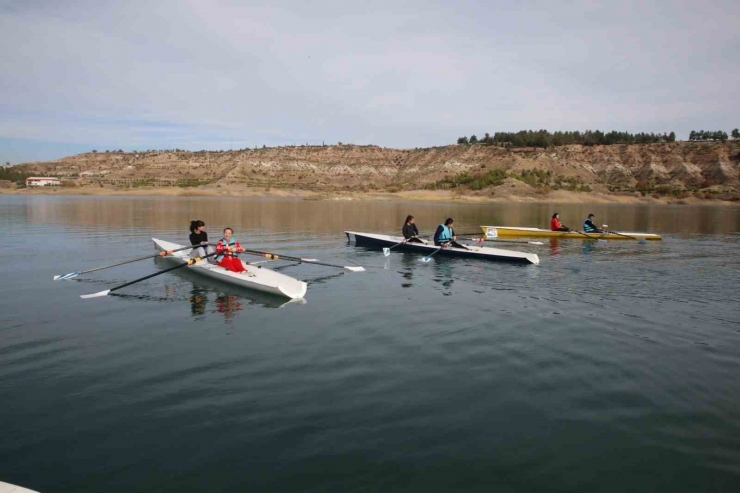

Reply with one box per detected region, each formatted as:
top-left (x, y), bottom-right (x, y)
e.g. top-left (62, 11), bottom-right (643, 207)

top-left (345, 232), bottom-right (539, 265)
top-left (152, 238), bottom-right (307, 300)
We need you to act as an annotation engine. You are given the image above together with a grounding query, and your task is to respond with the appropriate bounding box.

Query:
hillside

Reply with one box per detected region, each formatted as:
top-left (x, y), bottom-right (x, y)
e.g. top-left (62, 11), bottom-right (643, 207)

top-left (7, 141), bottom-right (740, 200)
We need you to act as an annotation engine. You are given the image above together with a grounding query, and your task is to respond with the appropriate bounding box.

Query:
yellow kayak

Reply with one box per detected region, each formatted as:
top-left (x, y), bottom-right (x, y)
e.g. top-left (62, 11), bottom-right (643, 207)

top-left (480, 226), bottom-right (662, 241)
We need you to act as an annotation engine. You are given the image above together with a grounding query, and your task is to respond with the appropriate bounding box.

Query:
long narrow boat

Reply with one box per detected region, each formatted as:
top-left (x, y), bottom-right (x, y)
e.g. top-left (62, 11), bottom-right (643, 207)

top-left (479, 226), bottom-right (662, 241)
top-left (345, 232), bottom-right (539, 265)
top-left (153, 238), bottom-right (308, 300)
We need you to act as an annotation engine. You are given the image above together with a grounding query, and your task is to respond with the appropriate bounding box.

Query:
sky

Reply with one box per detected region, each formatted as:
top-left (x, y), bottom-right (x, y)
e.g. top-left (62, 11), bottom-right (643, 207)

top-left (1, 0), bottom-right (738, 164)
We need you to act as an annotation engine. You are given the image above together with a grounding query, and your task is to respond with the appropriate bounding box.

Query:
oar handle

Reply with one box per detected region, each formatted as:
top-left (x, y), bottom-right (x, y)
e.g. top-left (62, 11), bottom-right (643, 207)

top-left (242, 249), bottom-right (354, 270)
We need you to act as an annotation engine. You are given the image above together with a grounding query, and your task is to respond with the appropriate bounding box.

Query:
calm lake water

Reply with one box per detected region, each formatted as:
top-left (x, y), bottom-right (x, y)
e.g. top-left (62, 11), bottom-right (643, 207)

top-left (1, 195), bottom-right (739, 493)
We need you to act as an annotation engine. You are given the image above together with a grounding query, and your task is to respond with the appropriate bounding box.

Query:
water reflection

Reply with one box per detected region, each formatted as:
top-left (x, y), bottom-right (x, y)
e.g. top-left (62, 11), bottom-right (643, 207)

top-left (215, 294), bottom-right (243, 320)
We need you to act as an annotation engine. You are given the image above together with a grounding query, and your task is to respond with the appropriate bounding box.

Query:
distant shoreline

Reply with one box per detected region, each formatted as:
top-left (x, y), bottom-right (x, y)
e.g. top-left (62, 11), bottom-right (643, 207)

top-left (2, 185), bottom-right (737, 206)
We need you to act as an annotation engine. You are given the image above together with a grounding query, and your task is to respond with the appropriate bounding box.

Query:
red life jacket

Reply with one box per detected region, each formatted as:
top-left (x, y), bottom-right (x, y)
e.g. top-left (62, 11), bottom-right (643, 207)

top-left (550, 218), bottom-right (562, 231)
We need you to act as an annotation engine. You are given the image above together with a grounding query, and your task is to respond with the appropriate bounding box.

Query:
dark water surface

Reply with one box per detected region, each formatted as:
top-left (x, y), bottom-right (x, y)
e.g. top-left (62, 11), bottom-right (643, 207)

top-left (1, 195), bottom-right (739, 493)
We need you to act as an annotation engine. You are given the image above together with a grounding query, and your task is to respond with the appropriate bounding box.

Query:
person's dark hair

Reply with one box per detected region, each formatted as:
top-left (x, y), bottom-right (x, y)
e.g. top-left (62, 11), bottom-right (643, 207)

top-left (189, 220), bottom-right (205, 233)
top-left (444, 218), bottom-right (454, 226)
top-left (223, 227), bottom-right (233, 234)
top-left (552, 212), bottom-right (559, 219)
top-left (405, 215), bottom-right (414, 224)
top-left (588, 213), bottom-right (595, 218)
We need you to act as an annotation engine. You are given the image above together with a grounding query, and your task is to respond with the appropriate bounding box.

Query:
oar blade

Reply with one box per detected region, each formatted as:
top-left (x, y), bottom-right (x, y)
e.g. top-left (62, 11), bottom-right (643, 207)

top-left (54, 271), bottom-right (80, 280)
top-left (419, 256), bottom-right (432, 263)
top-left (382, 247), bottom-right (391, 256)
top-left (80, 289), bottom-right (111, 299)
top-left (344, 266), bottom-right (366, 272)
top-left (529, 241), bottom-right (544, 245)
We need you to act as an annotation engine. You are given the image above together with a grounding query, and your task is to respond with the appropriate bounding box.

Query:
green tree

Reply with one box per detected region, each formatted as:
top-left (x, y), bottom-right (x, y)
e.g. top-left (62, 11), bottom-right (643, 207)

top-left (469, 135), bottom-right (478, 144)
top-left (732, 128), bottom-right (739, 140)
top-left (457, 136), bottom-right (469, 145)
top-left (668, 131), bottom-right (676, 142)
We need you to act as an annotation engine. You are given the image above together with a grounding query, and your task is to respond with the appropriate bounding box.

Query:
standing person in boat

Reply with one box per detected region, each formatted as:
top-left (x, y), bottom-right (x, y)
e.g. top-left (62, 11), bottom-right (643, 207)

top-left (550, 213), bottom-right (571, 232)
top-left (583, 214), bottom-right (604, 233)
top-left (189, 220), bottom-right (216, 262)
top-left (215, 227), bottom-right (247, 273)
top-left (402, 215), bottom-right (424, 243)
top-left (433, 218), bottom-right (470, 250)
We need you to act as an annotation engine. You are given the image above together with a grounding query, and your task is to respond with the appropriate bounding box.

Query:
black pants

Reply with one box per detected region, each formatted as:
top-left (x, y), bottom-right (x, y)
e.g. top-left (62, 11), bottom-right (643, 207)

top-left (406, 237), bottom-right (425, 243)
top-left (554, 226), bottom-right (570, 232)
top-left (435, 240), bottom-right (469, 250)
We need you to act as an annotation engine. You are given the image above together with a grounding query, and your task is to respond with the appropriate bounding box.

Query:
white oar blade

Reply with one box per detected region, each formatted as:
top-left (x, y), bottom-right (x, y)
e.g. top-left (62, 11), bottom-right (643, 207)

top-left (54, 271), bottom-right (80, 280)
top-left (382, 248), bottom-right (390, 256)
top-left (300, 258), bottom-right (319, 262)
top-left (80, 290), bottom-right (111, 299)
top-left (530, 241), bottom-right (544, 245)
top-left (344, 266), bottom-right (366, 272)
top-left (419, 257), bottom-right (431, 263)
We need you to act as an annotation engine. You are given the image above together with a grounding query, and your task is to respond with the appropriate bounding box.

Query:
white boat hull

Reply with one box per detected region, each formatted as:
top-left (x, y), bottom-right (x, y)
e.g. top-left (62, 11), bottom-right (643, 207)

top-left (152, 238), bottom-right (307, 300)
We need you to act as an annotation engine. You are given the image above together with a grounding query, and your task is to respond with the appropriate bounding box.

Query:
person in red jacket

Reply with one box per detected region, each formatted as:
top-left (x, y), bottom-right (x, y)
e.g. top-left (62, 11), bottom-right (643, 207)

top-left (550, 213), bottom-right (571, 232)
top-left (215, 227), bottom-right (246, 273)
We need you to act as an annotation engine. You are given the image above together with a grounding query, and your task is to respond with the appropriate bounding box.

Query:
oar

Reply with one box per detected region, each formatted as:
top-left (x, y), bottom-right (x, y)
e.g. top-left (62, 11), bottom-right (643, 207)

top-left (383, 240), bottom-right (406, 256)
top-left (570, 229), bottom-right (605, 242)
top-left (242, 249), bottom-right (365, 272)
top-left (602, 225), bottom-right (638, 241)
top-left (54, 244), bottom-right (202, 280)
top-left (80, 251), bottom-right (219, 299)
top-left (467, 237), bottom-right (544, 246)
top-left (420, 246), bottom-right (444, 262)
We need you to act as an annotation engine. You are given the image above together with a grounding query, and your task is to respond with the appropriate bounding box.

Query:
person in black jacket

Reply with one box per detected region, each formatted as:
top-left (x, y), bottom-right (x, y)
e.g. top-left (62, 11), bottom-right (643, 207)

top-left (402, 215), bottom-right (424, 243)
top-left (189, 219), bottom-right (216, 263)
top-left (583, 214), bottom-right (604, 233)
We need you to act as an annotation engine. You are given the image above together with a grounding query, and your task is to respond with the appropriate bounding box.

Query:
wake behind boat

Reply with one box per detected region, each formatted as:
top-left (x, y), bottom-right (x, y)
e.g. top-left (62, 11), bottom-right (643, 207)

top-left (480, 226), bottom-right (662, 241)
top-left (345, 232), bottom-right (539, 265)
top-left (153, 238), bottom-right (308, 300)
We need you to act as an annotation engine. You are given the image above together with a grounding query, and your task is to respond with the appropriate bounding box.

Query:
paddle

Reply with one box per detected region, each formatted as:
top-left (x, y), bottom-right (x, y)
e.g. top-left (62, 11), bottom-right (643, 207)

top-left (54, 244), bottom-right (204, 280)
top-left (383, 240), bottom-right (406, 256)
top-left (419, 246), bottom-right (444, 263)
top-left (242, 249), bottom-right (365, 272)
top-left (467, 237), bottom-right (544, 246)
top-left (601, 225), bottom-right (639, 241)
top-left (80, 251), bottom-right (219, 299)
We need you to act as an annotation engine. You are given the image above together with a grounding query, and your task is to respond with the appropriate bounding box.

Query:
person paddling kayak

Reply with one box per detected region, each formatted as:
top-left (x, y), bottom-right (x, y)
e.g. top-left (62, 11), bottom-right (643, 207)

top-left (433, 218), bottom-right (469, 250)
top-left (215, 227), bottom-right (247, 273)
top-left (550, 213), bottom-right (571, 232)
top-left (402, 215), bottom-right (424, 243)
top-left (583, 214), bottom-right (604, 233)
top-left (189, 220), bottom-right (216, 262)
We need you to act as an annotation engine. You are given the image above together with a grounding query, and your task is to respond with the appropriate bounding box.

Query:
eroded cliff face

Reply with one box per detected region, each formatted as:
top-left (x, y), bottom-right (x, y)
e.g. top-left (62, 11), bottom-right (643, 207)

top-left (14, 141), bottom-right (740, 191)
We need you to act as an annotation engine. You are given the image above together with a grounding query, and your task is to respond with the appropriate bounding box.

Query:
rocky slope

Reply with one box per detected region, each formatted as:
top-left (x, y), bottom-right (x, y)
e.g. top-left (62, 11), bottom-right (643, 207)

top-left (11, 142), bottom-right (740, 194)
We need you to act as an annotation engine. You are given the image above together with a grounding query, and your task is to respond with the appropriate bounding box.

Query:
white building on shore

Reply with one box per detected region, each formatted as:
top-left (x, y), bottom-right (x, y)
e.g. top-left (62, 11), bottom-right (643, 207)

top-left (25, 177), bottom-right (61, 187)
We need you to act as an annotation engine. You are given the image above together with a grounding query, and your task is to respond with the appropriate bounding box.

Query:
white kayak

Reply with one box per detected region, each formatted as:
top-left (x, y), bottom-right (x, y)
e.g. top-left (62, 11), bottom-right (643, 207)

top-left (345, 232), bottom-right (539, 265)
top-left (152, 238), bottom-right (307, 300)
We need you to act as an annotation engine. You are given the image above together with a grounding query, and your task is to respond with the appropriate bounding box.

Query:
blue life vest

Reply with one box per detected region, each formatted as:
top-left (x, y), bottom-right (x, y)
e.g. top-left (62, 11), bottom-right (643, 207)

top-left (216, 237), bottom-right (239, 261)
top-left (583, 219), bottom-right (597, 232)
top-left (438, 224), bottom-right (453, 242)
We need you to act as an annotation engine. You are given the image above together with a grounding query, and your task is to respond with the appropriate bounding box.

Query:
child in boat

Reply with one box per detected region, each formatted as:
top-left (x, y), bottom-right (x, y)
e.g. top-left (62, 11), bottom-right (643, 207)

top-left (433, 218), bottom-right (469, 250)
top-left (550, 213), bottom-right (571, 232)
top-left (402, 215), bottom-right (424, 243)
top-left (215, 227), bottom-right (247, 273)
top-left (189, 219), bottom-right (216, 263)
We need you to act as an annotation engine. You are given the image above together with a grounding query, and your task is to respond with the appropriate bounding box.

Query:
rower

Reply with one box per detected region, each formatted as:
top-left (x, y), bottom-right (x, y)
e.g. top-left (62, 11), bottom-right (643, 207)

top-left (433, 218), bottom-right (469, 250)
top-left (402, 215), bottom-right (424, 243)
top-left (215, 227), bottom-right (247, 273)
top-left (189, 220), bottom-right (216, 263)
top-left (550, 213), bottom-right (571, 232)
top-left (583, 214), bottom-right (604, 233)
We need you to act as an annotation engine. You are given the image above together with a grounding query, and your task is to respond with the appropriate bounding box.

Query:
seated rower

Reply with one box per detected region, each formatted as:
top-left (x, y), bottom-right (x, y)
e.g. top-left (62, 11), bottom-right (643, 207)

top-left (402, 215), bottom-right (424, 243)
top-left (433, 218), bottom-right (469, 250)
top-left (189, 220), bottom-right (216, 263)
top-left (550, 213), bottom-right (571, 232)
top-left (215, 227), bottom-right (247, 273)
top-left (583, 214), bottom-right (604, 233)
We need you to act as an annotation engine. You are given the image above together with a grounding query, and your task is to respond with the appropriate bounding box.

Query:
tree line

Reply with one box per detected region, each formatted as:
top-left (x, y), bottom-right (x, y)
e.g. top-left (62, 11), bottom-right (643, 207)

top-left (689, 130), bottom-right (736, 142)
top-left (457, 128), bottom-right (740, 147)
